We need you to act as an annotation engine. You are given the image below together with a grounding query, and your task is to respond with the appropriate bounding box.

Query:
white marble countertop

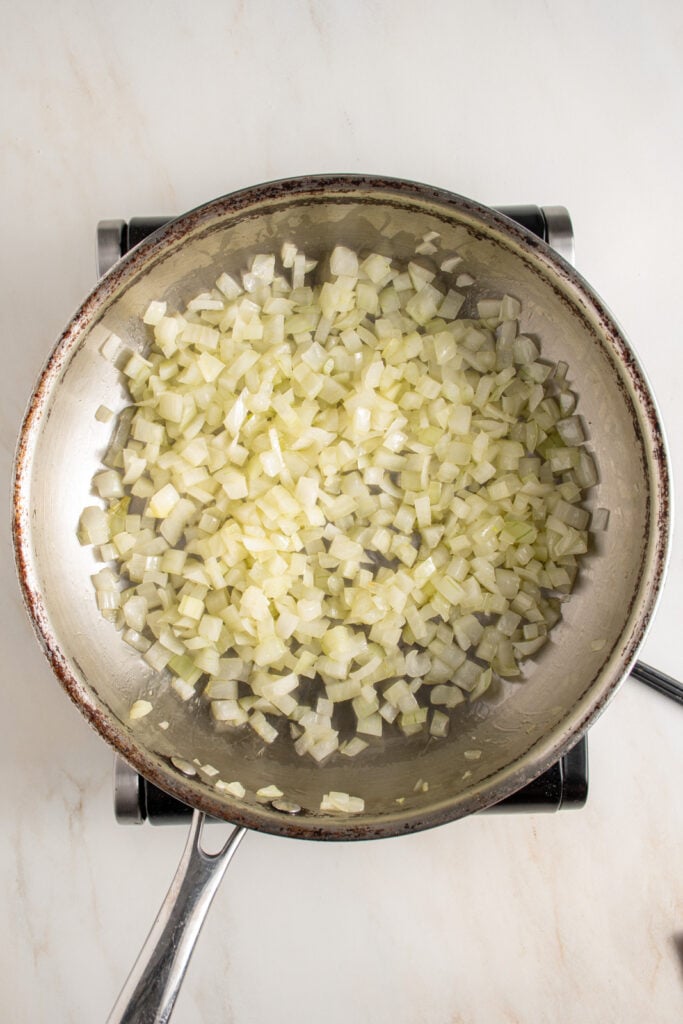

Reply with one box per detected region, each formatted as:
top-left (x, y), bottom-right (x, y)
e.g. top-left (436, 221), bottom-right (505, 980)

top-left (3, 2), bottom-right (683, 1021)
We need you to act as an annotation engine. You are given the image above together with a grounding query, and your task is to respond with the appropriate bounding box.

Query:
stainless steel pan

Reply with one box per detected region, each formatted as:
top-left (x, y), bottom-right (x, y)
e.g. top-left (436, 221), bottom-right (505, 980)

top-left (12, 176), bottom-right (671, 1021)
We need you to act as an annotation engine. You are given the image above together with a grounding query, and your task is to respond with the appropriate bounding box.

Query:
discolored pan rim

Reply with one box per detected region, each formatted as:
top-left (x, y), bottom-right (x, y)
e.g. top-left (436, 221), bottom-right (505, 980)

top-left (12, 175), bottom-right (672, 840)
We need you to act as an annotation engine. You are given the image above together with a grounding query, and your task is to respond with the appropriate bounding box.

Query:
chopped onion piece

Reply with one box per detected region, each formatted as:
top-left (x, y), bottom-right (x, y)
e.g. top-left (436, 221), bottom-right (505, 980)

top-left (440, 255), bottom-right (462, 273)
top-left (172, 678), bottom-right (195, 702)
top-left (143, 301), bottom-right (167, 326)
top-left (129, 699), bottom-right (153, 720)
top-left (249, 711), bottom-right (278, 744)
top-left (340, 737), bottom-right (369, 757)
top-left (95, 404), bottom-right (114, 423)
top-left (320, 791), bottom-right (365, 813)
top-left (430, 709), bottom-right (449, 737)
top-left (215, 779), bottom-right (246, 798)
top-left (592, 507), bottom-right (610, 531)
top-left (79, 506), bottom-right (110, 546)
top-left (256, 784), bottom-right (284, 800)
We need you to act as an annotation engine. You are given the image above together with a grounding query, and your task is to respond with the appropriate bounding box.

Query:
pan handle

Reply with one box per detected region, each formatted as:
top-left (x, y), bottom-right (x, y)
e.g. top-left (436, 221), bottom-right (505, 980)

top-left (107, 810), bottom-right (247, 1024)
top-left (631, 660), bottom-right (683, 707)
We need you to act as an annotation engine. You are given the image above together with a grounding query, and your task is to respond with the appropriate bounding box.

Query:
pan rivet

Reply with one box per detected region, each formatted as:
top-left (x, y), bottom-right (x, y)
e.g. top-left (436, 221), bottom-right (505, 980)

top-left (170, 756), bottom-right (197, 777)
top-left (272, 799), bottom-right (301, 814)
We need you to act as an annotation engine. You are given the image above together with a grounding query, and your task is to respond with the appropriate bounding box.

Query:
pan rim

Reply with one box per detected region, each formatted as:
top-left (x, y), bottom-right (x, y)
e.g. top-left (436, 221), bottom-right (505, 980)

top-left (12, 174), bottom-right (672, 840)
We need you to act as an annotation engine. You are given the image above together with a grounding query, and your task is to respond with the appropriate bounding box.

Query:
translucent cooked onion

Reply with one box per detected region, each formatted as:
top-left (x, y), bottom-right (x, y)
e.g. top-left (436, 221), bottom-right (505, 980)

top-left (81, 239), bottom-right (599, 767)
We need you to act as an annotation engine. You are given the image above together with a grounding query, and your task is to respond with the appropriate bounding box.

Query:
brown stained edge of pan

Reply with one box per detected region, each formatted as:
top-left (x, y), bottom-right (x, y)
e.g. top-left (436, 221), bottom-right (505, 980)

top-left (11, 175), bottom-right (672, 841)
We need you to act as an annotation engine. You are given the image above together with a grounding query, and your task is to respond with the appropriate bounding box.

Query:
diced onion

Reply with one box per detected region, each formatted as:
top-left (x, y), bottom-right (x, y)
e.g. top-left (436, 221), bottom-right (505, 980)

top-left (129, 699), bottom-right (153, 720)
top-left (320, 791), bottom-right (365, 813)
top-left (215, 779), bottom-right (246, 798)
top-left (256, 784), bottom-right (284, 800)
top-left (84, 236), bottom-right (599, 779)
top-left (95, 404), bottom-right (114, 423)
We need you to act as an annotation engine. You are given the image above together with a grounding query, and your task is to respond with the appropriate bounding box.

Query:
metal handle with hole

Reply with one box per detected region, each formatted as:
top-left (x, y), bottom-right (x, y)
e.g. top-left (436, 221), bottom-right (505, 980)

top-left (107, 811), bottom-right (247, 1024)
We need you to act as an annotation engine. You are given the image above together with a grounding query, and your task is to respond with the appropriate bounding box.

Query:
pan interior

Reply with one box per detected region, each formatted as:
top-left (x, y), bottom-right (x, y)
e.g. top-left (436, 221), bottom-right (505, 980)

top-left (15, 181), bottom-right (668, 838)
